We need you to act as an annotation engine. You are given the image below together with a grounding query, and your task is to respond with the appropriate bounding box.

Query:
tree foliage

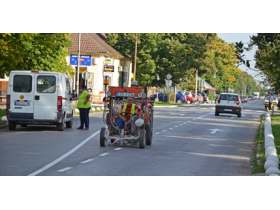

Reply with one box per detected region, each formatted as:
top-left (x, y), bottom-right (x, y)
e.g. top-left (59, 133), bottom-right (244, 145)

top-left (248, 33), bottom-right (280, 90)
top-left (0, 33), bottom-right (74, 76)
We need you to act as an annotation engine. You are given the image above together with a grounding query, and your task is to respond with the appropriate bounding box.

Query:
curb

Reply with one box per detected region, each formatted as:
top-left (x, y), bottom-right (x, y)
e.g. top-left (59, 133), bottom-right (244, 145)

top-left (264, 113), bottom-right (280, 176)
top-left (0, 122), bottom-right (8, 130)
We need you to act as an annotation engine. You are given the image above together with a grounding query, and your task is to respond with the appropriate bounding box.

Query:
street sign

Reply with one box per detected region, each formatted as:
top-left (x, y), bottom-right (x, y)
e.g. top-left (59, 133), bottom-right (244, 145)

top-left (82, 71), bottom-right (90, 80)
top-left (104, 57), bottom-right (112, 65)
top-left (166, 80), bottom-right (172, 86)
top-left (167, 74), bottom-right (172, 80)
top-left (70, 55), bottom-right (91, 66)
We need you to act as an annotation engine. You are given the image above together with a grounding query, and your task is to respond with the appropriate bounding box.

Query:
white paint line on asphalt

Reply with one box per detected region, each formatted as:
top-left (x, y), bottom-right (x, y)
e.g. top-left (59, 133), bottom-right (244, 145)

top-left (81, 159), bottom-right (94, 164)
top-left (188, 121), bottom-right (191, 122)
top-left (197, 117), bottom-right (201, 119)
top-left (114, 148), bottom-right (122, 151)
top-left (180, 114), bottom-right (185, 116)
top-left (99, 153), bottom-right (109, 156)
top-left (174, 126), bottom-right (178, 127)
top-left (179, 124), bottom-right (183, 125)
top-left (257, 111), bottom-right (263, 112)
top-left (155, 133), bottom-right (160, 134)
top-left (57, 167), bottom-right (73, 172)
top-left (208, 129), bottom-right (223, 134)
top-left (183, 122), bottom-right (186, 124)
top-left (163, 130), bottom-right (167, 132)
top-left (245, 110), bottom-right (252, 111)
top-left (169, 128), bottom-right (173, 129)
top-left (28, 130), bottom-right (100, 176)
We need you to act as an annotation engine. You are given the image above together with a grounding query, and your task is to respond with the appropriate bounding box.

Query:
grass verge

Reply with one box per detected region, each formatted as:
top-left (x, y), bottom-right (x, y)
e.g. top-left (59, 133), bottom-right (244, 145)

top-left (271, 115), bottom-right (280, 161)
top-left (252, 114), bottom-right (266, 174)
top-left (154, 102), bottom-right (182, 106)
top-left (0, 109), bottom-right (7, 125)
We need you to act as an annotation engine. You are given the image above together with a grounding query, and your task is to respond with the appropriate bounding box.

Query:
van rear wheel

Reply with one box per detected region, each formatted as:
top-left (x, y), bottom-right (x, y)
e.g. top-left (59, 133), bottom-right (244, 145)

top-left (57, 119), bottom-right (65, 131)
top-left (8, 121), bottom-right (16, 131)
top-left (66, 116), bottom-right (73, 128)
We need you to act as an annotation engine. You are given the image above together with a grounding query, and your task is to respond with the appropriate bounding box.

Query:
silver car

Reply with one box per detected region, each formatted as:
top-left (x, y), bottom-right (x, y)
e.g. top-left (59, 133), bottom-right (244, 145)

top-left (215, 93), bottom-right (242, 117)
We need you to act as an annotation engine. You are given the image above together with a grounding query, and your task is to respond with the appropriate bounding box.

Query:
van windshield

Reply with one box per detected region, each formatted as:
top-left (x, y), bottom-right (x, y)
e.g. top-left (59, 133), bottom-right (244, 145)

top-left (13, 75), bottom-right (32, 93)
top-left (37, 76), bottom-right (56, 93)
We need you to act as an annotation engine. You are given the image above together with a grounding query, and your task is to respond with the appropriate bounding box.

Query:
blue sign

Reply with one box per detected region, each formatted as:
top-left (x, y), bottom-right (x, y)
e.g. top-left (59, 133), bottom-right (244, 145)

top-left (70, 55), bottom-right (91, 66)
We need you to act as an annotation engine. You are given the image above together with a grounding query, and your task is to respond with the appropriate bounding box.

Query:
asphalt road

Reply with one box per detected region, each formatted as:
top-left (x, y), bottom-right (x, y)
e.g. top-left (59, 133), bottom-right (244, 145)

top-left (0, 99), bottom-right (265, 176)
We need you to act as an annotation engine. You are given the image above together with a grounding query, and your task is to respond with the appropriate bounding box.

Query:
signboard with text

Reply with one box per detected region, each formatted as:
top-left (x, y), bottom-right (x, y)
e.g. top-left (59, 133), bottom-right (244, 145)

top-left (104, 57), bottom-right (112, 65)
top-left (104, 65), bottom-right (114, 73)
top-left (70, 55), bottom-right (91, 66)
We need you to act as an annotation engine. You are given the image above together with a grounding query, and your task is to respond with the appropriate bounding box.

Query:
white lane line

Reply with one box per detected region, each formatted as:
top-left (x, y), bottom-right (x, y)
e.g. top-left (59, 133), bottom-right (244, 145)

top-left (155, 132), bottom-right (160, 134)
top-left (169, 128), bottom-right (173, 129)
top-left (197, 117), bottom-right (201, 119)
top-left (257, 111), bottom-right (263, 112)
top-left (57, 167), bottom-right (73, 172)
top-left (162, 130), bottom-right (167, 132)
top-left (245, 110), bottom-right (252, 111)
top-left (179, 124), bottom-right (183, 125)
top-left (81, 159), bottom-right (94, 164)
top-left (183, 122), bottom-right (186, 124)
top-left (114, 148), bottom-right (122, 151)
top-left (28, 130), bottom-right (100, 176)
top-left (99, 153), bottom-right (109, 156)
top-left (174, 126), bottom-right (178, 127)
top-left (188, 121), bottom-right (191, 122)
top-left (180, 114), bottom-right (185, 116)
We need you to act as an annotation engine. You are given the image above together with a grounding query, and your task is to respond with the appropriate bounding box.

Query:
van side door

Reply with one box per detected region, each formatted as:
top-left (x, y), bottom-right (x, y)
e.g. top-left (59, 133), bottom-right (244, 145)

top-left (33, 74), bottom-right (58, 120)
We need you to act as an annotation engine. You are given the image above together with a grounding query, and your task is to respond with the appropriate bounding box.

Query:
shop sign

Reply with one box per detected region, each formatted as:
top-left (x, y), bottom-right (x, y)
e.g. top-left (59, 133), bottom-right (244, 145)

top-left (70, 55), bottom-right (91, 66)
top-left (104, 57), bottom-right (112, 65)
top-left (104, 65), bottom-right (114, 72)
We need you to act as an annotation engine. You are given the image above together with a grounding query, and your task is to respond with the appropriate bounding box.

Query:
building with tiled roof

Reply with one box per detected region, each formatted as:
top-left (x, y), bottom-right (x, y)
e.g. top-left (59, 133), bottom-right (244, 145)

top-left (67, 33), bottom-right (132, 101)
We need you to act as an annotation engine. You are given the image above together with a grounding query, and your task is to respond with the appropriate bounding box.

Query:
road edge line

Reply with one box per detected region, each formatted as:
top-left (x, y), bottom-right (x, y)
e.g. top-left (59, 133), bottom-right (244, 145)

top-left (27, 130), bottom-right (100, 176)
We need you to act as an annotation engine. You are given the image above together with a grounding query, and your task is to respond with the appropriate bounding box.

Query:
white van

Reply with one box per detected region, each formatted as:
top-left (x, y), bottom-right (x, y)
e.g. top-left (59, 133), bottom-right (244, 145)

top-left (6, 70), bottom-right (73, 131)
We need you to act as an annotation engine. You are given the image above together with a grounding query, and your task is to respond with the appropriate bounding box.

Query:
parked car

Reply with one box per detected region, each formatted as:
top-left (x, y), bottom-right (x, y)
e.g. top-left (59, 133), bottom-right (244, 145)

top-left (197, 91), bottom-right (209, 103)
top-left (184, 91), bottom-right (196, 104)
top-left (191, 93), bottom-right (199, 102)
top-left (240, 95), bottom-right (248, 103)
top-left (215, 93), bottom-right (242, 117)
top-left (6, 70), bottom-right (73, 131)
top-left (153, 91), bottom-right (186, 104)
top-left (249, 95), bottom-right (254, 100)
top-left (215, 94), bottom-right (220, 103)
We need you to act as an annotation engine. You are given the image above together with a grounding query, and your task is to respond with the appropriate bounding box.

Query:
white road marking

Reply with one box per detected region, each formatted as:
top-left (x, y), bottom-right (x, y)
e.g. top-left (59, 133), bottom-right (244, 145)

top-left (179, 124), bottom-right (183, 125)
top-left (174, 126), bottom-right (178, 127)
top-left (245, 110), bottom-right (252, 111)
top-left (169, 128), bottom-right (173, 129)
top-left (197, 117), bottom-right (201, 119)
top-left (99, 153), bottom-right (109, 156)
top-left (257, 111), bottom-right (263, 112)
top-left (57, 167), bottom-right (73, 172)
top-left (180, 114), bottom-right (185, 116)
top-left (162, 130), bottom-right (167, 132)
top-left (188, 121), bottom-right (191, 122)
top-left (208, 129), bottom-right (223, 134)
top-left (183, 122), bottom-right (186, 124)
top-left (28, 130), bottom-right (100, 176)
top-left (155, 133), bottom-right (160, 134)
top-left (114, 148), bottom-right (122, 150)
top-left (81, 159), bottom-right (94, 164)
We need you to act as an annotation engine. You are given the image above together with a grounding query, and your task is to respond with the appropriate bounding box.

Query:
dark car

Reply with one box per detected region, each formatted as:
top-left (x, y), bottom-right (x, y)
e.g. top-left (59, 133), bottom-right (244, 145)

top-left (197, 91), bottom-right (209, 103)
top-left (249, 95), bottom-right (254, 100)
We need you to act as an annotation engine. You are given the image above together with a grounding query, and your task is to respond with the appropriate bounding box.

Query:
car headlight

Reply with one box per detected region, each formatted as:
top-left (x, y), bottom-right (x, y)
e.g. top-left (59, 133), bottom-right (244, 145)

top-left (107, 91), bottom-right (112, 97)
top-left (137, 93), bottom-right (143, 98)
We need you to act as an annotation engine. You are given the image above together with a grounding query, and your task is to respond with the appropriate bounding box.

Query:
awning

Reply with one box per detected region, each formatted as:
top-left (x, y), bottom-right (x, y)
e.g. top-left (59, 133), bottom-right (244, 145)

top-left (204, 88), bottom-right (216, 91)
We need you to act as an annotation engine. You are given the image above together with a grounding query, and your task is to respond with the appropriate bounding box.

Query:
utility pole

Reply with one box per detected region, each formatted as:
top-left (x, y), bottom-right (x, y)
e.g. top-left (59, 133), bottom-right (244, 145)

top-left (133, 33), bottom-right (138, 81)
top-left (214, 72), bottom-right (216, 94)
top-left (195, 70), bottom-right (198, 103)
top-left (76, 33), bottom-right (81, 95)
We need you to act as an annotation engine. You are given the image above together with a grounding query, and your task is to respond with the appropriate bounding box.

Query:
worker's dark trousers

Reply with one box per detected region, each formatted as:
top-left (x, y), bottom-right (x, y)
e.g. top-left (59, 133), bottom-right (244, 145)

top-left (78, 108), bottom-right (90, 128)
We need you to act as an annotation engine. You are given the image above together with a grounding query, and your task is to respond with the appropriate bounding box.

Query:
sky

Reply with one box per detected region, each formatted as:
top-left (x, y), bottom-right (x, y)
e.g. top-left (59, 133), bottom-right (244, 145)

top-left (217, 33), bottom-right (264, 84)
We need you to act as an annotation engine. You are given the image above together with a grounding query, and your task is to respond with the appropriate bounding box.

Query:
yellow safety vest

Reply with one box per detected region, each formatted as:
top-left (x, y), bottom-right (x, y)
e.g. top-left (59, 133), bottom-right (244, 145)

top-left (123, 103), bottom-right (136, 114)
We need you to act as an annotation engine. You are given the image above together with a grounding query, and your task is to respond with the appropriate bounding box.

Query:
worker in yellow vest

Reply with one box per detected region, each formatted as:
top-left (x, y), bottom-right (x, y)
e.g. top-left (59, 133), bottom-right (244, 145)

top-left (116, 97), bottom-right (139, 130)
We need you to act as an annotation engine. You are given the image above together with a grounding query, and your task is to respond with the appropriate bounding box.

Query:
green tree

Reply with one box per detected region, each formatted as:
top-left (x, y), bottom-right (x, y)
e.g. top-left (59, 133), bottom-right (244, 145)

top-left (0, 33), bottom-right (74, 76)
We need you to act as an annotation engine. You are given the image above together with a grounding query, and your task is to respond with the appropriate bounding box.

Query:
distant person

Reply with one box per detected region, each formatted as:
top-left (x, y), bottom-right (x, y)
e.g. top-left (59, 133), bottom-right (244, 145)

top-left (73, 85), bottom-right (91, 130)
top-left (131, 80), bottom-right (138, 87)
top-left (269, 94), bottom-right (273, 110)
